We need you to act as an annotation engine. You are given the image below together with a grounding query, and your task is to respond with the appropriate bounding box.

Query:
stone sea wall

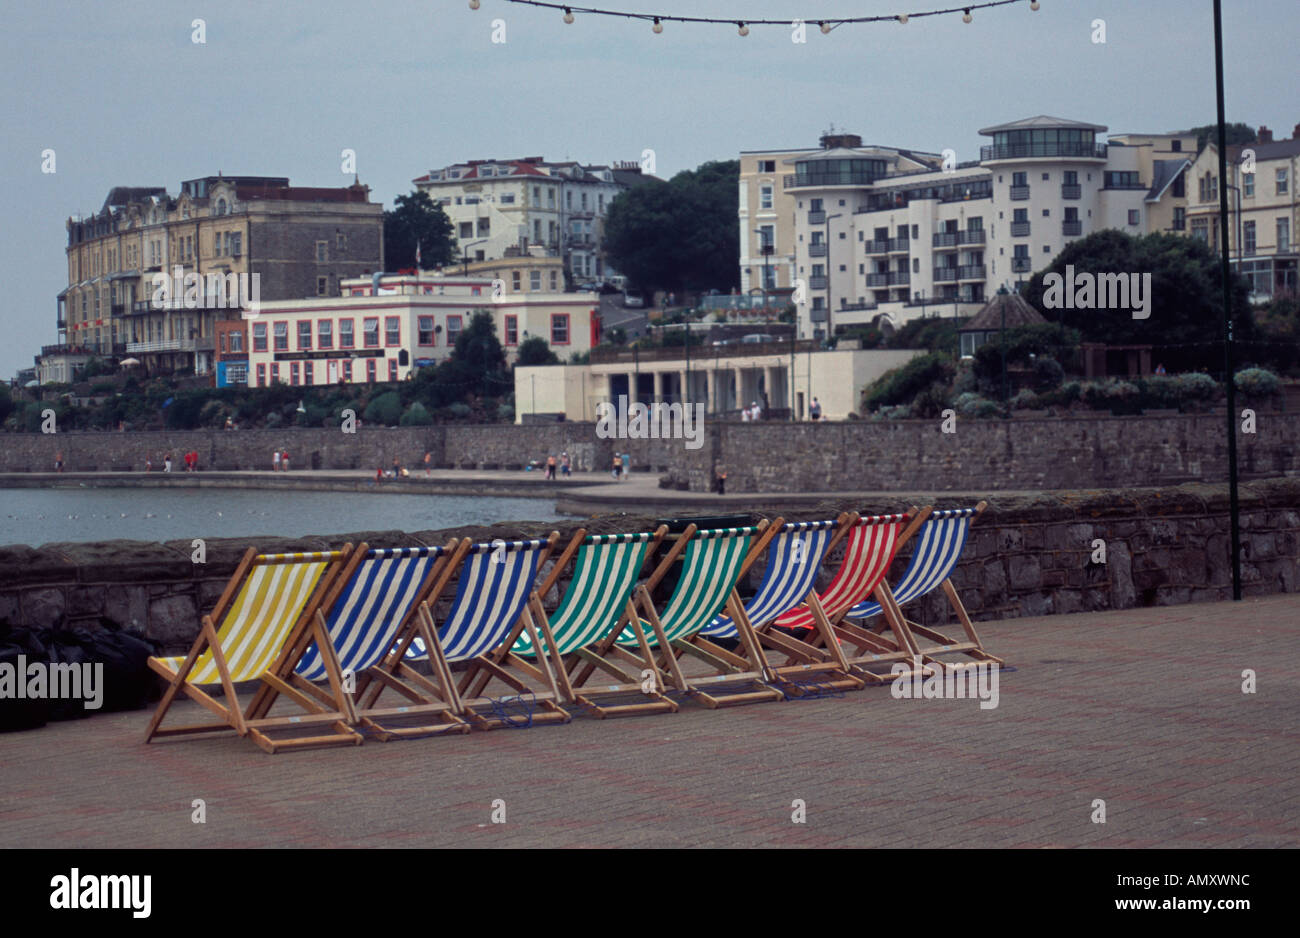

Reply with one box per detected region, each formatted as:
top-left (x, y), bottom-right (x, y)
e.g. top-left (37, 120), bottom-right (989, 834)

top-left (1, 479), bottom-right (1295, 653)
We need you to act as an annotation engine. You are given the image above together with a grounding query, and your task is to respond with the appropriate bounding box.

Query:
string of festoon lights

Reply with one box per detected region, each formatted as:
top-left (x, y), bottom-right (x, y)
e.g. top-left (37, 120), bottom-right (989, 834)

top-left (467, 0), bottom-right (1041, 34)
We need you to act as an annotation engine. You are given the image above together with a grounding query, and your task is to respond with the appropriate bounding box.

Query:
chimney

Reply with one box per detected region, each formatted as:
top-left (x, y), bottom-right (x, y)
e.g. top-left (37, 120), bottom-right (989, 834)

top-left (1258, 125), bottom-right (1273, 143)
top-left (1293, 123), bottom-right (1300, 141)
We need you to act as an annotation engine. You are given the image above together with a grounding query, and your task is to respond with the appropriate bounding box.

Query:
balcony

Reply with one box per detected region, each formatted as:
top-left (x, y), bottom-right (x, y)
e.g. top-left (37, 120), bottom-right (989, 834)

top-left (865, 273), bottom-right (890, 287)
top-left (808, 276), bottom-right (828, 290)
top-left (1062, 219), bottom-right (1083, 236)
top-left (1010, 221), bottom-right (1031, 237)
top-left (126, 336), bottom-right (214, 354)
top-left (1011, 257), bottom-right (1033, 273)
top-left (110, 303), bottom-right (125, 317)
top-left (785, 169), bottom-right (881, 189)
top-left (934, 268), bottom-right (958, 283)
top-left (887, 238), bottom-right (910, 253)
top-left (865, 239), bottom-right (889, 254)
top-left (888, 271), bottom-right (910, 286)
top-left (1009, 186), bottom-right (1031, 201)
top-left (980, 142), bottom-right (1108, 161)
top-left (933, 232), bottom-right (960, 248)
top-left (839, 301), bottom-right (878, 312)
top-left (808, 211), bottom-right (826, 225)
top-left (959, 229), bottom-right (986, 245)
top-left (1061, 183), bottom-right (1082, 199)
top-left (958, 265), bottom-right (987, 280)
top-left (808, 242), bottom-right (827, 257)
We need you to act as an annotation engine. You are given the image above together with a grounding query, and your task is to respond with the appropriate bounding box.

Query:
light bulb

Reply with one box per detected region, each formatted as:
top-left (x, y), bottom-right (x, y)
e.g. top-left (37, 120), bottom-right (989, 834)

top-left (820, 21), bottom-right (832, 34)
top-left (1030, 0), bottom-right (1040, 9)
top-left (738, 22), bottom-right (749, 36)
top-left (897, 14), bottom-right (909, 24)
top-left (468, 0), bottom-right (479, 9)
top-left (563, 7), bottom-right (574, 23)
top-left (963, 9), bottom-right (973, 23)
top-left (652, 17), bottom-right (663, 33)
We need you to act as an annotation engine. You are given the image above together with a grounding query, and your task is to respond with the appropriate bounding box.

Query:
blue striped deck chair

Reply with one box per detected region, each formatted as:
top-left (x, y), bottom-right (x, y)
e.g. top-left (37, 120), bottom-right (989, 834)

top-left (244, 541), bottom-right (470, 750)
top-left (376, 532), bottom-right (574, 730)
top-left (842, 502), bottom-right (1003, 670)
top-left (700, 515), bottom-right (869, 693)
top-left (610, 521), bottom-right (786, 709)
top-left (462, 524), bottom-right (676, 717)
top-left (144, 545), bottom-right (353, 746)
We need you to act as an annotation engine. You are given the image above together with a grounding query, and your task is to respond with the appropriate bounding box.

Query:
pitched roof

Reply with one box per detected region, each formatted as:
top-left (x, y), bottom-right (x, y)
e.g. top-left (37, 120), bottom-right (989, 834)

top-left (234, 182), bottom-right (371, 203)
top-left (1228, 137), bottom-right (1300, 161)
top-left (960, 292), bottom-right (1047, 332)
top-left (1146, 158), bottom-right (1191, 201)
top-left (978, 115), bottom-right (1108, 135)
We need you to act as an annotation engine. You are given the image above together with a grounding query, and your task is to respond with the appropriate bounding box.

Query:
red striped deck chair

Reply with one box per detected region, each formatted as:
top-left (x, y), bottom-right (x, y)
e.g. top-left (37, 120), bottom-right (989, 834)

top-left (242, 540), bottom-right (469, 751)
top-left (143, 546), bottom-right (353, 745)
top-left (765, 511), bottom-right (929, 685)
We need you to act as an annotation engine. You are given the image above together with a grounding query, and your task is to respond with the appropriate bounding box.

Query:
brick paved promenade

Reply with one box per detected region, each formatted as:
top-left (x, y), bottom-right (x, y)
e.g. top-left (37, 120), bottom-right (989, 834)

top-left (2, 595), bottom-right (1296, 848)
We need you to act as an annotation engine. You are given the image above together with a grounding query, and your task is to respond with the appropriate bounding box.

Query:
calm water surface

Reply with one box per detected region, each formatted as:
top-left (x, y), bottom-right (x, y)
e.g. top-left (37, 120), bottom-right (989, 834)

top-left (0, 487), bottom-right (568, 547)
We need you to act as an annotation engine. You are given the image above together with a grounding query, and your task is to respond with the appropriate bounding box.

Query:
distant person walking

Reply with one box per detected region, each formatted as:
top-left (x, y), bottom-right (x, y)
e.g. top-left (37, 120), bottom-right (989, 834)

top-left (715, 466), bottom-right (727, 495)
top-left (810, 397), bottom-right (822, 421)
top-left (54, 451), bottom-right (64, 473)
top-left (163, 453), bottom-right (173, 473)
top-left (621, 453), bottom-right (630, 480)
top-left (272, 450), bottom-right (281, 472)
top-left (611, 453), bottom-right (623, 479)
top-left (424, 451), bottom-right (432, 478)
top-left (560, 452), bottom-right (571, 477)
top-left (545, 454), bottom-right (557, 480)
top-left (281, 450), bottom-right (291, 472)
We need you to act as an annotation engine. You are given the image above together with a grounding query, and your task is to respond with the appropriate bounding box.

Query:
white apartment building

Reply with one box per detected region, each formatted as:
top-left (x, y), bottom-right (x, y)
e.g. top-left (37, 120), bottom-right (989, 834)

top-left (752, 117), bottom-right (1196, 339)
top-left (413, 157), bottom-right (655, 286)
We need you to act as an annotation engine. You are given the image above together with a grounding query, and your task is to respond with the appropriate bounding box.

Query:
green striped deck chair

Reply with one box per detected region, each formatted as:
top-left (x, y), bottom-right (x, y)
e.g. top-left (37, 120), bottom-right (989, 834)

top-left (464, 527), bottom-right (675, 718)
top-left (608, 521), bottom-right (785, 710)
top-left (144, 545), bottom-right (353, 745)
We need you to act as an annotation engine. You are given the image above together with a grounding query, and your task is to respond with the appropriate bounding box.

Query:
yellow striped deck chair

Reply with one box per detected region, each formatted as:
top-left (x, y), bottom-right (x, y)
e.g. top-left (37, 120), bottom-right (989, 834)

top-left (143, 546), bottom-right (352, 745)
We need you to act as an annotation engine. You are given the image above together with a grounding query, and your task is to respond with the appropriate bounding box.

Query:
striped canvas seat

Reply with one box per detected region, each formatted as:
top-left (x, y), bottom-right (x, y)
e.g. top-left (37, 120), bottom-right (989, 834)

top-left (616, 526), bottom-right (756, 649)
top-left (703, 520), bottom-right (837, 640)
top-left (514, 532), bottom-right (655, 657)
top-left (157, 551), bottom-right (341, 684)
top-left (406, 539), bottom-right (548, 663)
top-left (845, 509), bottom-right (977, 621)
top-left (295, 546), bottom-right (445, 681)
top-left (771, 514), bottom-right (908, 632)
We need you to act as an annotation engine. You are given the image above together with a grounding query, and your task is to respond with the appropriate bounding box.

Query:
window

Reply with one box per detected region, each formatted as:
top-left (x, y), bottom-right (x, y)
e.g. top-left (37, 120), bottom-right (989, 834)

top-left (505, 315), bottom-right (518, 345)
top-left (1244, 220), bottom-right (1257, 254)
top-left (1042, 209), bottom-right (1051, 217)
top-left (1173, 207), bottom-right (1186, 230)
top-left (290, 362), bottom-right (300, 386)
top-left (1279, 218), bottom-right (1291, 253)
top-left (229, 330), bottom-right (243, 353)
top-left (216, 198), bottom-right (227, 215)
top-left (1105, 171), bottom-right (1142, 189)
top-left (549, 270), bottom-right (558, 290)
top-left (363, 317), bottom-right (379, 347)
top-left (298, 321), bottom-right (313, 350)
top-left (336, 233), bottom-right (346, 251)
top-left (253, 322), bottom-right (267, 351)
top-left (303, 361), bottom-right (313, 385)
top-left (1013, 208), bottom-right (1028, 223)
top-left (501, 193), bottom-right (515, 204)
top-left (385, 316), bottom-right (400, 346)
top-left (418, 315), bottom-right (435, 345)
top-left (1191, 217), bottom-right (1209, 242)
top-left (273, 322), bottom-right (288, 351)
top-left (1278, 168), bottom-right (1289, 195)
top-left (318, 320), bottom-right (332, 349)
top-left (270, 363), bottom-right (280, 383)
top-left (1012, 172), bottom-right (1027, 186)
top-left (316, 241), bottom-right (328, 262)
top-left (230, 233), bottom-right (241, 256)
top-left (1128, 210), bottom-right (1140, 226)
top-left (459, 222), bottom-right (473, 240)
top-left (366, 359), bottom-right (376, 383)
top-left (342, 359), bottom-right (352, 382)
top-left (548, 188), bottom-right (556, 208)
top-left (1199, 173), bottom-right (1218, 202)
top-left (1244, 173), bottom-right (1255, 198)
top-left (339, 318), bottom-right (354, 348)
top-left (1064, 171), bottom-right (1078, 185)
top-left (317, 277), bottom-right (329, 296)
top-left (446, 315), bottom-right (462, 345)
top-left (388, 359), bottom-right (398, 382)
top-left (530, 270), bottom-right (541, 291)
top-left (760, 186), bottom-right (773, 210)
top-left (551, 313), bottom-right (570, 345)
top-left (256, 363), bottom-right (266, 386)
top-left (477, 217), bottom-right (490, 237)
top-left (1171, 140), bottom-right (1182, 152)
top-left (512, 271), bottom-right (521, 291)
top-left (759, 159), bottom-right (776, 173)
top-left (1172, 172), bottom-right (1185, 198)
top-left (1042, 173), bottom-right (1050, 181)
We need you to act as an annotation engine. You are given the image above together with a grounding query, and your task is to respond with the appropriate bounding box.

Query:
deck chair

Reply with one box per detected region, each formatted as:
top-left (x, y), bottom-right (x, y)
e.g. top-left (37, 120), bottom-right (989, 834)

top-left (242, 541), bottom-right (470, 751)
top-left (143, 546), bottom-right (352, 745)
top-left (699, 515), bottom-right (868, 694)
top-left (368, 533), bottom-right (578, 730)
top-left (843, 502), bottom-right (1003, 669)
top-left (469, 527), bottom-right (674, 719)
top-left (610, 522), bottom-right (787, 709)
top-left (764, 511), bottom-right (929, 684)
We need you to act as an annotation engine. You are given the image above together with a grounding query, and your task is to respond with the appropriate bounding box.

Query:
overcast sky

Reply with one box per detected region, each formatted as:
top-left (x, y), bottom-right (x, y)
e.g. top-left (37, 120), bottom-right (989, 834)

top-left (1, 0), bottom-right (1295, 379)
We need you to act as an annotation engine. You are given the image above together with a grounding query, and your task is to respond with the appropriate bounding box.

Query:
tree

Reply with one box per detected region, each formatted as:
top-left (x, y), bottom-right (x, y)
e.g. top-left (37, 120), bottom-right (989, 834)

top-left (1180, 122), bottom-right (1257, 151)
top-left (1022, 229), bottom-right (1254, 374)
top-left (516, 336), bottom-right (559, 365)
top-left (603, 160), bottom-right (740, 296)
top-left (384, 190), bottom-right (456, 271)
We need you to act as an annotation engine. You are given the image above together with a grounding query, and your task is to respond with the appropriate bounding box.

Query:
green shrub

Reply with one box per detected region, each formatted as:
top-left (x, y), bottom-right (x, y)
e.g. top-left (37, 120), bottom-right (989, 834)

top-left (1235, 367), bottom-right (1281, 397)
top-left (1031, 355), bottom-right (1065, 392)
top-left (1010, 388), bottom-right (1040, 410)
top-left (400, 402), bottom-right (433, 426)
top-left (364, 391), bottom-right (402, 426)
top-left (953, 392), bottom-right (1001, 418)
top-left (862, 352), bottom-right (955, 412)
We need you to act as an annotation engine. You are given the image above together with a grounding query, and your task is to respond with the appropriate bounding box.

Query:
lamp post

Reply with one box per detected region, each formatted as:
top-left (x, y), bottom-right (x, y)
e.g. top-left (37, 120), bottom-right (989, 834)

top-left (1213, 0), bottom-right (1242, 601)
top-left (461, 239), bottom-right (486, 276)
top-left (824, 213), bottom-right (842, 343)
